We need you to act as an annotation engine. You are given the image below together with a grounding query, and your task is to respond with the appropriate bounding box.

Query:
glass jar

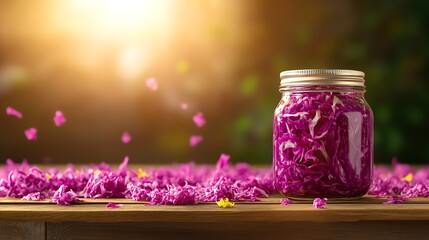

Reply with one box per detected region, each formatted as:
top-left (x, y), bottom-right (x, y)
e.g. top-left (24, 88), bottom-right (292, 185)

top-left (273, 69), bottom-right (374, 199)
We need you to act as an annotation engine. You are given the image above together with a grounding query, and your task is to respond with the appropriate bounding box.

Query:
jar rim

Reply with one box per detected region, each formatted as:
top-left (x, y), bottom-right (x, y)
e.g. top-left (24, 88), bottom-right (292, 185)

top-left (279, 69), bottom-right (365, 91)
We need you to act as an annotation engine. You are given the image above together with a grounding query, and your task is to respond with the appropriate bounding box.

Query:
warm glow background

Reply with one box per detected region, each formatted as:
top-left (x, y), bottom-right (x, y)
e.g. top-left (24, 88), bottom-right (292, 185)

top-left (0, 0), bottom-right (428, 164)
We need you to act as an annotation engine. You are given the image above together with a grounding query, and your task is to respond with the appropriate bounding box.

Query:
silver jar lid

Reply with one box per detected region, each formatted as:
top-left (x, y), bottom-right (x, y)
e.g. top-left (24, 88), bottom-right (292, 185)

top-left (279, 69), bottom-right (365, 91)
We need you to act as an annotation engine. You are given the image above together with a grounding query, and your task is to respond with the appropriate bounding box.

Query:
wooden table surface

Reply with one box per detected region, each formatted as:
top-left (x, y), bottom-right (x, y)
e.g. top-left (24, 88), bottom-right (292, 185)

top-left (1, 195), bottom-right (429, 223)
top-left (1, 195), bottom-right (429, 239)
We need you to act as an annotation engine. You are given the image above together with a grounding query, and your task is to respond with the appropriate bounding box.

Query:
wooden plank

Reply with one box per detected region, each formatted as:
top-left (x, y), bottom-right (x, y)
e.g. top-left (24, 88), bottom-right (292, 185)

top-left (46, 221), bottom-right (429, 240)
top-left (2, 203), bottom-right (429, 223)
top-left (0, 221), bottom-right (45, 240)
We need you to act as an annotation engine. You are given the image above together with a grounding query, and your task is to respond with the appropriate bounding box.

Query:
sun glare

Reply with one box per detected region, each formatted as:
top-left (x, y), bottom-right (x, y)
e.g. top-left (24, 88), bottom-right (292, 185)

top-left (58, 0), bottom-right (174, 39)
top-left (118, 45), bottom-right (151, 82)
top-left (98, 0), bottom-right (172, 32)
top-left (51, 0), bottom-right (175, 81)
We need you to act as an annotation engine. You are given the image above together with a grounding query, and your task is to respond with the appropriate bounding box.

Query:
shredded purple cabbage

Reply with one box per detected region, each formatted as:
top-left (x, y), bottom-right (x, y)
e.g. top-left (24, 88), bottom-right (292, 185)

top-left (1, 157), bottom-right (428, 206)
top-left (382, 195), bottom-right (408, 205)
top-left (313, 197), bottom-right (328, 208)
top-left (273, 90), bottom-right (373, 198)
top-left (0, 155), bottom-right (275, 205)
top-left (22, 192), bottom-right (48, 201)
top-left (368, 159), bottom-right (429, 201)
top-left (280, 198), bottom-right (291, 205)
top-left (106, 202), bottom-right (122, 208)
top-left (52, 184), bottom-right (81, 205)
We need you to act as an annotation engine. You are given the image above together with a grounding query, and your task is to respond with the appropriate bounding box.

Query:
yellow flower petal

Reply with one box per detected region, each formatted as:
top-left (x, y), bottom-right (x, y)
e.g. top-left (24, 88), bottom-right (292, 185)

top-left (45, 173), bottom-right (52, 179)
top-left (216, 198), bottom-right (235, 208)
top-left (138, 168), bottom-right (150, 178)
top-left (401, 173), bottom-right (413, 182)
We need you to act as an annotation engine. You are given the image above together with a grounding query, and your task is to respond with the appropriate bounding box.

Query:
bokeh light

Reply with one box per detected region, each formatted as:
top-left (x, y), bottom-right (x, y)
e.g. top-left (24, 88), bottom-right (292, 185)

top-left (0, 0), bottom-right (428, 164)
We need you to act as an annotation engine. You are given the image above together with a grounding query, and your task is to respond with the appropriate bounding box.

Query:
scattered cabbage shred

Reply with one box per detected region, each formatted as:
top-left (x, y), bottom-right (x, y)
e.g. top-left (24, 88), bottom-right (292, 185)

top-left (0, 157), bottom-right (427, 206)
top-left (280, 198), bottom-right (291, 205)
top-left (274, 91), bottom-right (374, 198)
top-left (0, 155), bottom-right (274, 205)
top-left (313, 197), bottom-right (328, 209)
top-left (106, 202), bottom-right (122, 208)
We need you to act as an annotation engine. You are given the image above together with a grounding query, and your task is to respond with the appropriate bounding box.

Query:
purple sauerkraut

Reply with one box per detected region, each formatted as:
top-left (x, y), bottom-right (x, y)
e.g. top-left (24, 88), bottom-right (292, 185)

top-left (273, 91), bottom-right (373, 198)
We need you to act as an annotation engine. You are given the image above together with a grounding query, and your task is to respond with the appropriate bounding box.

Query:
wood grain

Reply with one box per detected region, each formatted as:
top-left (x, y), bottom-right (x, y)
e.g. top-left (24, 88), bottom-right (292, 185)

top-left (2, 165), bottom-right (429, 239)
top-left (0, 221), bottom-right (45, 240)
top-left (2, 202), bottom-right (429, 223)
top-left (46, 221), bottom-right (429, 240)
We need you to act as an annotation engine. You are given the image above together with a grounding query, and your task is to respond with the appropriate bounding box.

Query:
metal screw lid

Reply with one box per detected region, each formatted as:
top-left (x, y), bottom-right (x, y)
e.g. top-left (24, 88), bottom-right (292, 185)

top-left (279, 69), bottom-right (365, 91)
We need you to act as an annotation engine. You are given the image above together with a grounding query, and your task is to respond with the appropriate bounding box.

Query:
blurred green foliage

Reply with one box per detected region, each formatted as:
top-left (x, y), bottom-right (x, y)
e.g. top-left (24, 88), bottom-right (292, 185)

top-left (227, 0), bottom-right (429, 164)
